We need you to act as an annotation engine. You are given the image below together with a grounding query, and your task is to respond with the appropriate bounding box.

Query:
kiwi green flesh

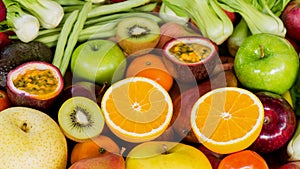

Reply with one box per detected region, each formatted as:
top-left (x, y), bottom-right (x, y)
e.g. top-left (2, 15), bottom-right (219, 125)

top-left (58, 96), bottom-right (105, 141)
top-left (116, 17), bottom-right (160, 43)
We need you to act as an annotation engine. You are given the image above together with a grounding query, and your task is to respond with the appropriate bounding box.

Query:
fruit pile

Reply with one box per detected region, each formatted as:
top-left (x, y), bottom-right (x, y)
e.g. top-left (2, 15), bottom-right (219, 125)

top-left (1, 0), bottom-right (300, 168)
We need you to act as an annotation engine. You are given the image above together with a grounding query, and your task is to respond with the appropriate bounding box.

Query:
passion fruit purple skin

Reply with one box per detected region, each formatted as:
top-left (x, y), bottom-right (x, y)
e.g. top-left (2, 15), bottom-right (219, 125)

top-left (6, 61), bottom-right (64, 110)
top-left (162, 36), bottom-right (219, 83)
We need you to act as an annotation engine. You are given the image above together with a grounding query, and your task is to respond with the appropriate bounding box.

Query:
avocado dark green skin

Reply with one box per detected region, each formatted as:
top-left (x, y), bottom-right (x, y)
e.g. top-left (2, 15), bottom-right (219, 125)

top-left (0, 41), bottom-right (53, 89)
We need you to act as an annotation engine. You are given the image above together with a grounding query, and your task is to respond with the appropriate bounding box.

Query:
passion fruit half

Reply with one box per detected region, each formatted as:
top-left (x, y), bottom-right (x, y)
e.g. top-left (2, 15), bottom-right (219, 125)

top-left (6, 61), bottom-right (64, 110)
top-left (162, 36), bottom-right (219, 83)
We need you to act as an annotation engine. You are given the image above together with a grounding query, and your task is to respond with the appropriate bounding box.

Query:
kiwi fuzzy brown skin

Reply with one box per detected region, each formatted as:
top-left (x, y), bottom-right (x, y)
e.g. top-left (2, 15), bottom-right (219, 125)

top-left (116, 17), bottom-right (161, 56)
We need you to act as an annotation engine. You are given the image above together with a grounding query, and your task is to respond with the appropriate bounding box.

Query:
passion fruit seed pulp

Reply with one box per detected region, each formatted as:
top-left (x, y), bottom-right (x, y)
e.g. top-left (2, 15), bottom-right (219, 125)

top-left (13, 69), bottom-right (58, 95)
top-left (168, 42), bottom-right (211, 63)
top-left (6, 61), bottom-right (64, 110)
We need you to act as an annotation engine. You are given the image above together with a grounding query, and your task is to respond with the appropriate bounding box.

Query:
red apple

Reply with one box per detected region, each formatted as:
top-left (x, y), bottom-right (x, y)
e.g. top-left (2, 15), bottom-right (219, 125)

top-left (282, 0), bottom-right (300, 42)
top-left (249, 91), bottom-right (296, 154)
top-left (279, 161), bottom-right (300, 169)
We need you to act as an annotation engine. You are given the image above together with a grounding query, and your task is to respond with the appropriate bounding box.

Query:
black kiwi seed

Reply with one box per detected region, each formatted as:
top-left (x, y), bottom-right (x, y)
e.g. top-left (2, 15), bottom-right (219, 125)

top-left (128, 25), bottom-right (151, 38)
top-left (58, 96), bottom-right (105, 142)
top-left (69, 106), bottom-right (94, 131)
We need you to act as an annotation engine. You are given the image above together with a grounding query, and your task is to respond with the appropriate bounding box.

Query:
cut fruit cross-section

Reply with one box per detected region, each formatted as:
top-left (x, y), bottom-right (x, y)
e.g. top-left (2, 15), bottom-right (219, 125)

top-left (101, 77), bottom-right (173, 143)
top-left (190, 87), bottom-right (264, 154)
top-left (58, 96), bottom-right (105, 142)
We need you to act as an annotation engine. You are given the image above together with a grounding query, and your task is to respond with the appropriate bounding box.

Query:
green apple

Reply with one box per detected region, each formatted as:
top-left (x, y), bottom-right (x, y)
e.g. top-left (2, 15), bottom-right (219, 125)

top-left (71, 39), bottom-right (127, 85)
top-left (234, 33), bottom-right (299, 94)
top-left (0, 107), bottom-right (68, 169)
top-left (126, 141), bottom-right (212, 169)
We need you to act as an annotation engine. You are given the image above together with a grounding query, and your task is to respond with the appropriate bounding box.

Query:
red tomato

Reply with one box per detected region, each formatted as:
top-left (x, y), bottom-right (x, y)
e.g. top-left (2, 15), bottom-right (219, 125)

top-left (0, 90), bottom-right (11, 111)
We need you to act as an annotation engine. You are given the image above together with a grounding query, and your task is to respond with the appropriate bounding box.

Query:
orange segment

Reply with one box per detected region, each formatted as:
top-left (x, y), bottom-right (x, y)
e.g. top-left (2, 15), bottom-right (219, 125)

top-left (190, 87), bottom-right (264, 154)
top-left (101, 77), bottom-right (173, 143)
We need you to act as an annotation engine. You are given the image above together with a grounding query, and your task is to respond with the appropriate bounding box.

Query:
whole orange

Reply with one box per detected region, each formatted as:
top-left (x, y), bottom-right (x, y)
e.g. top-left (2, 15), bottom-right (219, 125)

top-left (125, 53), bottom-right (169, 77)
top-left (70, 135), bottom-right (120, 164)
top-left (217, 150), bottom-right (269, 169)
top-left (136, 68), bottom-right (173, 91)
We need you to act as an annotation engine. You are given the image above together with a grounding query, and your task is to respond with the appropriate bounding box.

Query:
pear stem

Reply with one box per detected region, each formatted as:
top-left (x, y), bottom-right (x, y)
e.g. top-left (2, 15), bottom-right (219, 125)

top-left (259, 44), bottom-right (265, 58)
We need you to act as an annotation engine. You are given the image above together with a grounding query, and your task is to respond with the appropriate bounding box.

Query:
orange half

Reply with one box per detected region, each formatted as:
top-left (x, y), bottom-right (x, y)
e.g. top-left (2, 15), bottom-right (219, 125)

top-left (190, 87), bottom-right (264, 154)
top-left (101, 77), bottom-right (173, 143)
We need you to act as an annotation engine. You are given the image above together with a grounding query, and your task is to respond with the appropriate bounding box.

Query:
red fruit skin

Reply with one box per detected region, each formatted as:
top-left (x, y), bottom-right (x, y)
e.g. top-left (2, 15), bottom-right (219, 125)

top-left (286, 37), bottom-right (300, 53)
top-left (0, 32), bottom-right (11, 50)
top-left (222, 9), bottom-right (238, 25)
top-left (6, 61), bottom-right (64, 110)
top-left (282, 0), bottom-right (300, 42)
top-left (0, 90), bottom-right (11, 111)
top-left (69, 153), bottom-right (125, 169)
top-left (0, 0), bottom-right (6, 22)
top-left (250, 91), bottom-right (296, 154)
top-left (279, 162), bottom-right (300, 169)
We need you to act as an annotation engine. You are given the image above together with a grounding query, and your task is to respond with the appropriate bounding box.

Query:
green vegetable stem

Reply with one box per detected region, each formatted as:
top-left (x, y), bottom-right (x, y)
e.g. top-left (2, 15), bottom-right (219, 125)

top-left (163, 0), bottom-right (233, 45)
top-left (217, 0), bottom-right (287, 37)
top-left (11, 0), bottom-right (64, 29)
top-left (1, 0), bottom-right (40, 43)
top-left (58, 1), bottom-right (92, 76)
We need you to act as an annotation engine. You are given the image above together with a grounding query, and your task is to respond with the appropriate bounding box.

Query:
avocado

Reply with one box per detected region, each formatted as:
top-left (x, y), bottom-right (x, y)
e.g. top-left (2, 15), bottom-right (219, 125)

top-left (0, 41), bottom-right (53, 89)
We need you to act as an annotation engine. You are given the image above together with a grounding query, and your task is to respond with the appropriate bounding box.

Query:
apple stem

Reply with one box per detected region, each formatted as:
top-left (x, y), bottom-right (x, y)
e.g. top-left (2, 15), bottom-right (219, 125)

top-left (264, 116), bottom-right (270, 125)
top-left (162, 144), bottom-right (169, 154)
top-left (259, 44), bottom-right (265, 58)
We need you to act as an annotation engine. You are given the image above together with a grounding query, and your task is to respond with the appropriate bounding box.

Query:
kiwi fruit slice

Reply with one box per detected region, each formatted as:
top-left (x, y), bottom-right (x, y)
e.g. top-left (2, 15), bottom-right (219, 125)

top-left (116, 16), bottom-right (160, 56)
top-left (58, 96), bottom-right (105, 142)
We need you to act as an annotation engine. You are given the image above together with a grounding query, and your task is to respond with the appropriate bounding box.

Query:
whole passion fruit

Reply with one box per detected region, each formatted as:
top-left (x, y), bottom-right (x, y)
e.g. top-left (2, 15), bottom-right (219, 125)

top-left (6, 61), bottom-right (64, 110)
top-left (162, 36), bottom-right (219, 83)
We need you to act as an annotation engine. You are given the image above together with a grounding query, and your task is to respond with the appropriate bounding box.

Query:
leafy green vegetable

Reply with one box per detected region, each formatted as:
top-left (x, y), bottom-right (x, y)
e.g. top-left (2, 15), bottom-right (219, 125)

top-left (159, 2), bottom-right (189, 25)
top-left (163, 0), bottom-right (233, 45)
top-left (1, 0), bottom-right (40, 42)
top-left (11, 0), bottom-right (64, 29)
top-left (217, 0), bottom-right (287, 37)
